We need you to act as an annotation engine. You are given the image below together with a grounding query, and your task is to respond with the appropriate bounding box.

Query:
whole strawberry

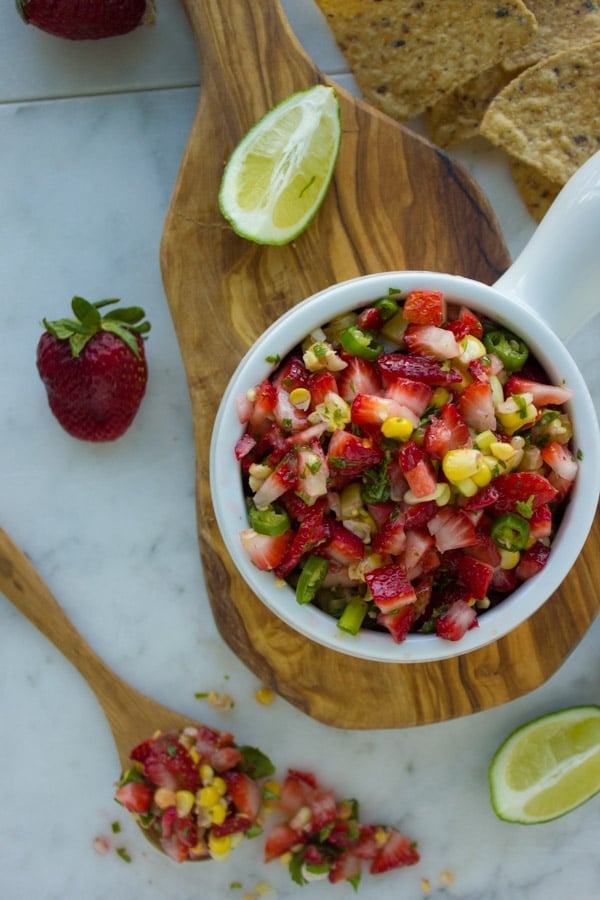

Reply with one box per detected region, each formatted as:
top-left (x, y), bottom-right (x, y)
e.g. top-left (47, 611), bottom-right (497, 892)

top-left (16, 0), bottom-right (155, 41)
top-left (36, 296), bottom-right (150, 442)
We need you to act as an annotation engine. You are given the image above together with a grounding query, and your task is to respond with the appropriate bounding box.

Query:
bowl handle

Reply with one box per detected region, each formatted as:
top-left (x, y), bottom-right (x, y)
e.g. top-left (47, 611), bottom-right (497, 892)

top-left (494, 151), bottom-right (600, 344)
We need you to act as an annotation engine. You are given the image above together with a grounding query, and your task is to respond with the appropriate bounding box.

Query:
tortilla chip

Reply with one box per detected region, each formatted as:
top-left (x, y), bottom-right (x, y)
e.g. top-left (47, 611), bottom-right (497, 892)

top-left (509, 157), bottom-right (561, 222)
top-left (425, 65), bottom-right (513, 148)
top-left (314, 0), bottom-right (537, 121)
top-left (502, 0), bottom-right (600, 72)
top-left (480, 40), bottom-right (600, 183)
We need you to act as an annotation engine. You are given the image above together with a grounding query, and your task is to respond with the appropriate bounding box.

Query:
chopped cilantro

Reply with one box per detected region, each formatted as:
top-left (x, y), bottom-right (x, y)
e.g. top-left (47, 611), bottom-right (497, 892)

top-left (116, 847), bottom-right (131, 863)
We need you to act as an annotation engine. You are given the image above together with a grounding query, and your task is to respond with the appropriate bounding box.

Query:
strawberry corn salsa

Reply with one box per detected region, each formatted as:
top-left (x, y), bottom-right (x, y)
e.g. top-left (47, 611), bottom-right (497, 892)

top-left (234, 289), bottom-right (577, 643)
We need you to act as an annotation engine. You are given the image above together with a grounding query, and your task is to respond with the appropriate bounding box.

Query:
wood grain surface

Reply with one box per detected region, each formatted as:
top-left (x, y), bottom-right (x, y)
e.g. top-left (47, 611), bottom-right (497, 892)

top-left (160, 0), bottom-right (599, 728)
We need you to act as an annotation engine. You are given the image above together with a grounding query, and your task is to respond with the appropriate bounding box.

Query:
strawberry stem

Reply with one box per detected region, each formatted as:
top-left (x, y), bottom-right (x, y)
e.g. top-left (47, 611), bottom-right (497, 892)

top-left (42, 296), bottom-right (150, 358)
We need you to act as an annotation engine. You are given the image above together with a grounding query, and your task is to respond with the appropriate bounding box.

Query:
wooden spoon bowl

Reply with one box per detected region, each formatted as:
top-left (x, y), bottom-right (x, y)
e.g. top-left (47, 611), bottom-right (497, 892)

top-left (0, 527), bottom-right (199, 857)
top-left (160, 0), bottom-right (599, 728)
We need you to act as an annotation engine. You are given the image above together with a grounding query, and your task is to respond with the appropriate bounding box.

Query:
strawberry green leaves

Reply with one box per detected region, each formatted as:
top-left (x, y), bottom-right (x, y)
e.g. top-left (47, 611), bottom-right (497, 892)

top-left (42, 296), bottom-right (150, 358)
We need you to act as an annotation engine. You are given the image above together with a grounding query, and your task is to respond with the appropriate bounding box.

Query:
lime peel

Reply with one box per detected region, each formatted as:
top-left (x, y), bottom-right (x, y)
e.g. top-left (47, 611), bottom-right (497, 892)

top-left (489, 705), bottom-right (600, 824)
top-left (219, 85), bottom-right (341, 246)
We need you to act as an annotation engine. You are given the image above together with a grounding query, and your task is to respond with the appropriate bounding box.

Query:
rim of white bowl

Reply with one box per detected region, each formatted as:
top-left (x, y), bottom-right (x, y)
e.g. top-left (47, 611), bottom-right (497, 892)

top-left (209, 272), bottom-right (600, 663)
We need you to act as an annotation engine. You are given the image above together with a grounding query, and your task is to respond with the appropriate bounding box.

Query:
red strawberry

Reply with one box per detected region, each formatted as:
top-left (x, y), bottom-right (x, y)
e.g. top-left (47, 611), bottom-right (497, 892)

top-left (372, 513), bottom-right (406, 556)
top-left (264, 824), bottom-right (299, 862)
top-left (273, 355), bottom-right (309, 391)
top-left (114, 780), bottom-right (153, 814)
top-left (403, 526), bottom-right (435, 575)
top-left (457, 554), bottom-right (494, 599)
top-left (403, 289), bottom-right (445, 326)
top-left (308, 788), bottom-right (338, 831)
top-left (142, 734), bottom-right (200, 792)
top-left (540, 441), bottom-right (578, 482)
top-left (307, 371), bottom-right (339, 407)
top-left (398, 440), bottom-right (438, 498)
top-left (384, 377), bottom-right (432, 422)
top-left (320, 522), bottom-right (365, 565)
top-left (252, 451), bottom-right (298, 508)
top-left (357, 305), bottom-right (385, 331)
top-left (424, 402), bottom-right (471, 459)
top-left (445, 305), bottom-right (484, 340)
top-left (435, 598), bottom-right (478, 641)
top-left (36, 296), bottom-right (149, 441)
top-left (492, 472), bottom-right (558, 513)
top-left (365, 563), bottom-right (417, 613)
top-left (378, 352), bottom-right (461, 387)
top-left (403, 324), bottom-right (461, 360)
top-left (329, 850), bottom-right (363, 884)
top-left (239, 528), bottom-right (294, 571)
top-left (505, 375), bottom-right (573, 407)
top-left (247, 379), bottom-right (278, 436)
top-left (459, 381), bottom-right (497, 432)
top-left (326, 430), bottom-right (384, 486)
top-left (337, 355), bottom-right (382, 401)
top-left (370, 829), bottom-right (420, 873)
top-left (378, 603), bottom-right (416, 643)
top-left (273, 506), bottom-right (332, 578)
top-left (351, 392), bottom-right (403, 427)
top-left (516, 541), bottom-right (551, 580)
top-left (17, 0), bottom-right (155, 40)
top-left (528, 503), bottom-right (552, 541)
top-left (223, 771), bottom-right (262, 822)
top-left (427, 507), bottom-right (479, 552)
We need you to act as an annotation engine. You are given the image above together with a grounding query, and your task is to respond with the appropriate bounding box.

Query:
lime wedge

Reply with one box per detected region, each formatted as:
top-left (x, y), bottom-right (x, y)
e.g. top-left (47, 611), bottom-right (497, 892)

top-left (219, 85), bottom-right (341, 246)
top-left (489, 705), bottom-right (600, 824)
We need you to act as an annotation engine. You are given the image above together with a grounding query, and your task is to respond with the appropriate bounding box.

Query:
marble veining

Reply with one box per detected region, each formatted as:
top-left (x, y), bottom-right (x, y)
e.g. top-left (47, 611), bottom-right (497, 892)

top-left (0, 3), bottom-right (598, 899)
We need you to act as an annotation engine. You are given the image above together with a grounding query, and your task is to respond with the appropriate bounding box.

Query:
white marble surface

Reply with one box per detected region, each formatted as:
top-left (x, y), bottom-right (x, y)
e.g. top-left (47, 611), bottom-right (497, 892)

top-left (0, 3), bottom-right (598, 899)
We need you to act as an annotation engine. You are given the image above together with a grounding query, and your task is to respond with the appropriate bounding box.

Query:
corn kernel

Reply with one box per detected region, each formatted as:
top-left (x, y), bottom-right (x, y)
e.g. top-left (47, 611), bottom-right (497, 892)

top-left (208, 833), bottom-right (231, 854)
top-left (199, 786), bottom-right (220, 808)
top-left (209, 801), bottom-right (227, 825)
top-left (490, 441), bottom-right (516, 461)
top-left (499, 549), bottom-right (520, 570)
top-left (289, 387), bottom-right (311, 410)
top-left (381, 416), bottom-right (414, 441)
top-left (472, 463), bottom-right (492, 487)
top-left (254, 686), bottom-right (275, 706)
top-left (404, 482), bottom-right (451, 506)
top-left (189, 748), bottom-right (200, 764)
top-left (442, 448), bottom-right (483, 483)
top-left (154, 787), bottom-right (176, 810)
top-left (496, 394), bottom-right (537, 434)
top-left (375, 828), bottom-right (389, 845)
top-left (459, 335), bottom-right (487, 363)
top-left (212, 776), bottom-right (227, 796)
top-left (264, 780), bottom-right (281, 800)
top-left (474, 429), bottom-right (496, 451)
top-left (279, 852), bottom-right (293, 867)
top-left (339, 482), bottom-right (364, 518)
top-left (455, 477), bottom-right (479, 497)
top-left (199, 764), bottom-right (214, 783)
top-left (175, 790), bottom-right (195, 817)
top-left (430, 387), bottom-right (450, 408)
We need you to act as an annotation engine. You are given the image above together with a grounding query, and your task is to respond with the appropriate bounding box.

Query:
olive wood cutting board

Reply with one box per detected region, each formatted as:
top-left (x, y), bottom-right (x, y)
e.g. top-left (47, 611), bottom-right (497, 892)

top-left (160, 0), bottom-right (599, 728)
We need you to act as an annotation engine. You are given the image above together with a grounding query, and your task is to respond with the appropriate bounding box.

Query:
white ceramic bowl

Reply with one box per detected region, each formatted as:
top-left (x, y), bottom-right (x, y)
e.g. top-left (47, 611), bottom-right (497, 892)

top-left (210, 153), bottom-right (600, 663)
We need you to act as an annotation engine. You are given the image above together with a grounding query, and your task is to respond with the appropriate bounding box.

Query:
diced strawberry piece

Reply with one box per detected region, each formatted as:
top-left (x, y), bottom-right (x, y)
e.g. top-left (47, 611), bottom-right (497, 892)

top-left (280, 492), bottom-right (328, 522)
top-left (403, 324), bottom-right (461, 360)
top-left (492, 472), bottom-right (558, 513)
top-left (516, 541), bottom-right (551, 580)
top-left (223, 771), bottom-right (261, 821)
top-left (326, 430), bottom-right (384, 486)
top-left (160, 805), bottom-right (178, 839)
top-left (384, 377), bottom-right (433, 422)
top-left (337, 355), bottom-right (382, 401)
top-left (427, 507), bottom-right (479, 552)
top-left (403, 289), bottom-right (445, 326)
top-left (274, 385), bottom-right (309, 432)
top-left (160, 835), bottom-right (190, 863)
top-left (296, 441), bottom-right (329, 503)
top-left (365, 563), bottom-right (417, 613)
top-left (264, 824), bottom-right (300, 862)
top-left (287, 769), bottom-right (319, 789)
top-left (142, 734), bottom-right (200, 792)
top-left (130, 737), bottom-right (154, 763)
top-left (320, 522), bottom-right (365, 565)
top-left (445, 305), bottom-right (484, 340)
top-left (273, 355), bottom-right (310, 391)
top-left (115, 781), bottom-right (153, 814)
top-left (273, 506), bottom-right (332, 578)
top-left (435, 599), bottom-right (478, 641)
top-left (351, 392), bottom-right (405, 428)
top-left (378, 603), bottom-right (416, 643)
top-left (211, 814), bottom-right (255, 837)
top-left (329, 850), bottom-right (363, 884)
top-left (357, 305), bottom-right (385, 331)
top-left (424, 402), bottom-right (471, 459)
top-left (398, 440), bottom-right (438, 498)
top-left (403, 526), bottom-right (435, 574)
top-left (308, 371), bottom-right (339, 407)
top-left (309, 788), bottom-right (338, 831)
top-left (352, 824), bottom-right (382, 859)
top-left (372, 513), bottom-right (406, 556)
top-left (505, 375), bottom-right (573, 407)
top-left (459, 380), bottom-right (497, 432)
top-left (234, 432), bottom-right (256, 461)
top-left (491, 566), bottom-right (518, 593)
top-left (247, 379), bottom-right (277, 435)
top-left (211, 745), bottom-right (244, 773)
top-left (463, 481), bottom-right (500, 510)
top-left (252, 451), bottom-right (298, 509)
top-left (540, 441), bottom-right (578, 482)
top-left (366, 500), bottom-right (396, 529)
top-left (240, 528), bottom-right (294, 571)
top-left (378, 352), bottom-right (461, 387)
top-left (457, 554), bottom-right (494, 599)
top-left (301, 844), bottom-right (327, 866)
top-left (279, 773), bottom-right (312, 813)
top-left (370, 829), bottom-right (420, 874)
top-left (175, 815), bottom-right (198, 848)
top-left (528, 503), bottom-right (552, 541)
top-left (402, 499), bottom-right (438, 528)
top-left (465, 533), bottom-right (502, 568)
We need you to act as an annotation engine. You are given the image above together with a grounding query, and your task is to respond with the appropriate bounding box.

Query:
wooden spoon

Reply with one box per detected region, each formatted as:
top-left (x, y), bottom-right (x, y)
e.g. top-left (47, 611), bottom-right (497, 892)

top-left (0, 527), bottom-right (197, 855)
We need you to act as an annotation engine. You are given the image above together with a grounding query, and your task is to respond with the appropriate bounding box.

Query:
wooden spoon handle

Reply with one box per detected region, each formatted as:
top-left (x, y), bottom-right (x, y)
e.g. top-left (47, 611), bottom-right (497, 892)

top-left (0, 527), bottom-right (121, 708)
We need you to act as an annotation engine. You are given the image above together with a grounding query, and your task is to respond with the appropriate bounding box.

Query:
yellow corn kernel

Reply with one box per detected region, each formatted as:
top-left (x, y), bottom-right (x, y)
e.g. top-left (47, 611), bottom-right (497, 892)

top-left (279, 852), bottom-right (293, 867)
top-left (474, 429), bottom-right (496, 452)
top-left (375, 828), bottom-right (389, 845)
top-left (455, 477), bottom-right (479, 497)
top-left (381, 416), bottom-right (414, 441)
top-left (198, 786), bottom-right (220, 809)
top-left (208, 801), bottom-right (227, 825)
top-left (289, 387), bottom-right (311, 410)
top-left (212, 777), bottom-right (227, 797)
top-left (499, 549), bottom-right (520, 570)
top-left (310, 393), bottom-right (351, 431)
top-left (471, 463), bottom-right (492, 487)
top-left (429, 387), bottom-right (450, 408)
top-left (459, 335), bottom-right (487, 363)
top-left (208, 833), bottom-right (232, 857)
top-left (154, 787), bottom-right (176, 810)
top-left (404, 482), bottom-right (451, 506)
top-left (188, 748), bottom-right (200, 765)
top-left (490, 440), bottom-right (516, 461)
top-left (442, 448), bottom-right (483, 484)
top-left (255, 686), bottom-right (276, 706)
top-left (175, 790), bottom-right (195, 817)
top-left (496, 394), bottom-right (537, 434)
top-left (264, 780), bottom-right (280, 799)
top-left (339, 482), bottom-right (364, 518)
